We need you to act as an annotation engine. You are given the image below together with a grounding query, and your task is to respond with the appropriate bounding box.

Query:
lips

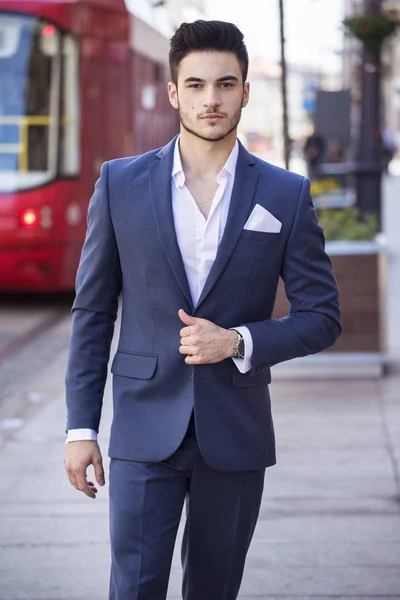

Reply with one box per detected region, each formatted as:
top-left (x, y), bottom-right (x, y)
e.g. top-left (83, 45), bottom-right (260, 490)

top-left (201, 114), bottom-right (224, 120)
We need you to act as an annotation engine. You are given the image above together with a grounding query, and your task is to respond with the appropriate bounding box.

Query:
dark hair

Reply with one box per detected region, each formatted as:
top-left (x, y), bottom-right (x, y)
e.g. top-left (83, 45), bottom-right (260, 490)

top-left (169, 20), bottom-right (249, 85)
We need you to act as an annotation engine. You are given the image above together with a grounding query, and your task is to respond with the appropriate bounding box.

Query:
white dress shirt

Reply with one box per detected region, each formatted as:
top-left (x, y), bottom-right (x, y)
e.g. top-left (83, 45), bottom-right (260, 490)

top-left (67, 138), bottom-right (253, 443)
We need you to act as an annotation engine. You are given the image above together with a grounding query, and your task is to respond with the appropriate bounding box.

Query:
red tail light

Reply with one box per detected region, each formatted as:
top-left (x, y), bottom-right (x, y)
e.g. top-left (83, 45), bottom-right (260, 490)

top-left (42, 24), bottom-right (56, 37)
top-left (20, 209), bottom-right (39, 228)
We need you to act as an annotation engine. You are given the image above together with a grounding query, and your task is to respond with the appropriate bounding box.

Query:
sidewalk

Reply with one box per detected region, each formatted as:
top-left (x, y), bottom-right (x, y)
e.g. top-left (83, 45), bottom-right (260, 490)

top-left (0, 345), bottom-right (399, 600)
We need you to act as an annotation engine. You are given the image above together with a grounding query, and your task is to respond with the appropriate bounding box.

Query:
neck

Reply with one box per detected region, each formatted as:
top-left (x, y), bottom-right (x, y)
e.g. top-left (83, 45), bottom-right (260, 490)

top-left (178, 129), bottom-right (237, 179)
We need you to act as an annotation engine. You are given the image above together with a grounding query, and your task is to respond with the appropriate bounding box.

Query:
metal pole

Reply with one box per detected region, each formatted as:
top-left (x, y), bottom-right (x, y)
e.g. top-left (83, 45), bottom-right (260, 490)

top-left (279, 0), bottom-right (290, 170)
top-left (355, 0), bottom-right (382, 224)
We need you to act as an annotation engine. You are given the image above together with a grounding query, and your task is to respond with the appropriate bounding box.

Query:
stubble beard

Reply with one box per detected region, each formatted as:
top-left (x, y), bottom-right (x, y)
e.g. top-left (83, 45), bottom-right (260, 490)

top-left (178, 100), bottom-right (243, 143)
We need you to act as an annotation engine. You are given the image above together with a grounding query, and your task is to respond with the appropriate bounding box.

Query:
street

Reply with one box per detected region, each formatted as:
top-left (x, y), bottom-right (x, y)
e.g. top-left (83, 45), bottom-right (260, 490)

top-left (0, 309), bottom-right (399, 599)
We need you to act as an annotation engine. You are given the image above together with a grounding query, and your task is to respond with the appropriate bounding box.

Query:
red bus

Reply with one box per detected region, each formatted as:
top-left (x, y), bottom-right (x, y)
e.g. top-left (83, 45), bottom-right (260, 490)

top-left (0, 0), bottom-right (178, 290)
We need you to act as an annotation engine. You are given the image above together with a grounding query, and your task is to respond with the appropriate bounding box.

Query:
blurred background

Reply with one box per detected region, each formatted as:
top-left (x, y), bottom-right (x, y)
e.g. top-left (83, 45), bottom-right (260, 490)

top-left (0, 1), bottom-right (400, 599)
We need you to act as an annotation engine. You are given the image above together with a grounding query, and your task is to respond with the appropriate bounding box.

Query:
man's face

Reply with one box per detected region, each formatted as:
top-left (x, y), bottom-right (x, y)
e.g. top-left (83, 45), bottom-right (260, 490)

top-left (168, 51), bottom-right (250, 143)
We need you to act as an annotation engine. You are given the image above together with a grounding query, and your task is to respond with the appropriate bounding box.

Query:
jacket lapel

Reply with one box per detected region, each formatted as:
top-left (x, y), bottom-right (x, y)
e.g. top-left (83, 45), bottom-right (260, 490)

top-left (195, 143), bottom-right (259, 312)
top-left (149, 137), bottom-right (193, 310)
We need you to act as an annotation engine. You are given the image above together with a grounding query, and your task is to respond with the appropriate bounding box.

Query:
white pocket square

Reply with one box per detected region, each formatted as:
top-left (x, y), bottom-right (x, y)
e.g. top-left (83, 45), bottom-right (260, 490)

top-left (244, 204), bottom-right (282, 233)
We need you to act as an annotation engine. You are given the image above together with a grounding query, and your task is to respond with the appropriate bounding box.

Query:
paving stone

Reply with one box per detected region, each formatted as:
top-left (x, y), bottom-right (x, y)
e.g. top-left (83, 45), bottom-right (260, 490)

top-left (1, 337), bottom-right (400, 599)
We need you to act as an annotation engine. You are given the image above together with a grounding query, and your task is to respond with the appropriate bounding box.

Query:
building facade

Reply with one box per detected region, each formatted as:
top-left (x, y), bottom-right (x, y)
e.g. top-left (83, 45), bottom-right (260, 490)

top-left (159, 0), bottom-right (206, 28)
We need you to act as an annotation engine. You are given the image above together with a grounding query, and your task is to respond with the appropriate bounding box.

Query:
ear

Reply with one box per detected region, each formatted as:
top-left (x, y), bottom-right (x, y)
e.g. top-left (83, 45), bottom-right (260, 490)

top-left (242, 82), bottom-right (250, 109)
top-left (168, 82), bottom-right (179, 110)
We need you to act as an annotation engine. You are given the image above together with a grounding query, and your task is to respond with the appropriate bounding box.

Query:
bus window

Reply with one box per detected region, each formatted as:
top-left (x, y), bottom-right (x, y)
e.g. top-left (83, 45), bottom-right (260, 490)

top-left (60, 34), bottom-right (80, 176)
top-left (0, 14), bottom-right (61, 191)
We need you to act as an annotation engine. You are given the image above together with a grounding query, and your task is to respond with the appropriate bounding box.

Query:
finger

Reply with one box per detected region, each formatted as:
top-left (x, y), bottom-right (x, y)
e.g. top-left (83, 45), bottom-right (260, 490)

top-left (67, 472), bottom-right (78, 489)
top-left (178, 309), bottom-right (197, 326)
top-left (88, 482), bottom-right (98, 493)
top-left (185, 355), bottom-right (202, 365)
top-left (76, 475), bottom-right (94, 497)
top-left (181, 335), bottom-right (198, 346)
top-left (179, 345), bottom-right (197, 355)
top-left (180, 325), bottom-right (195, 338)
top-left (65, 463), bottom-right (78, 488)
top-left (76, 471), bottom-right (96, 499)
top-left (93, 456), bottom-right (105, 487)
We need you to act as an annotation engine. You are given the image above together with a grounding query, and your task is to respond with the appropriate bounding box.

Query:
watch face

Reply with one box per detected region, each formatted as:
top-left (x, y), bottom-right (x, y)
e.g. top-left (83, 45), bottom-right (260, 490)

top-left (238, 337), bottom-right (245, 358)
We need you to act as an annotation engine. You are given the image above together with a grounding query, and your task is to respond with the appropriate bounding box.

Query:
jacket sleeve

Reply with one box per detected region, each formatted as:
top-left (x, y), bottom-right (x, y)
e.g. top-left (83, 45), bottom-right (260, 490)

top-left (65, 162), bottom-right (122, 431)
top-left (245, 177), bottom-right (341, 374)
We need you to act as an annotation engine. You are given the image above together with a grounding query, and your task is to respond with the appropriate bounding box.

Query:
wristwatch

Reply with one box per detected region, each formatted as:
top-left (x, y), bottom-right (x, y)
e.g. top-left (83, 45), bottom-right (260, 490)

top-left (232, 330), bottom-right (245, 359)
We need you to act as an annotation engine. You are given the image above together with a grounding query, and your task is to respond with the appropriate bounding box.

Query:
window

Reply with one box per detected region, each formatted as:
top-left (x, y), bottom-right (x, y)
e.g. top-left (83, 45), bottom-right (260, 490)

top-left (0, 13), bottom-right (80, 191)
top-left (60, 34), bottom-right (80, 176)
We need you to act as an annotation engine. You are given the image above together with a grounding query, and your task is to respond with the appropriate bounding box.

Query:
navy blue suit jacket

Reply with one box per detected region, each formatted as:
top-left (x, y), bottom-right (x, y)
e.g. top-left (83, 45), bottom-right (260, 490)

top-left (65, 137), bottom-right (340, 471)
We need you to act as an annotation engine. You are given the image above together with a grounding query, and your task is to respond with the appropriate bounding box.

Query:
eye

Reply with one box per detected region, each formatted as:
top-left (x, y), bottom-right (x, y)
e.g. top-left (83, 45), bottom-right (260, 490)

top-left (189, 84), bottom-right (202, 89)
top-left (220, 82), bottom-right (234, 88)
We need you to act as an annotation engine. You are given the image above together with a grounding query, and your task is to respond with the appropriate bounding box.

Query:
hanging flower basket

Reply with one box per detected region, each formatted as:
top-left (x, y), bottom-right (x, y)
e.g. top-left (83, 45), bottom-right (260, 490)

top-left (343, 13), bottom-right (399, 51)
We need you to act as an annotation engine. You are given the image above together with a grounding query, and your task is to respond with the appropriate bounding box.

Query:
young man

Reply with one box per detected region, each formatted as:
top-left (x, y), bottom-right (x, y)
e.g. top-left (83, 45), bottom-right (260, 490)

top-left (64, 20), bottom-right (340, 600)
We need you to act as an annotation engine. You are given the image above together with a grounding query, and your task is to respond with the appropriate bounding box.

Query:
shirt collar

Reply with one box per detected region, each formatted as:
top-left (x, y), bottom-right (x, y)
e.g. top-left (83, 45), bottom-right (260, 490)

top-left (172, 135), bottom-right (239, 188)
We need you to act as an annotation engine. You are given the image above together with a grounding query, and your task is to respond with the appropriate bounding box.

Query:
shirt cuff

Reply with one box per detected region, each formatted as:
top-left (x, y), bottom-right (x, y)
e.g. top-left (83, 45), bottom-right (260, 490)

top-left (65, 428), bottom-right (98, 444)
top-left (230, 326), bottom-right (253, 373)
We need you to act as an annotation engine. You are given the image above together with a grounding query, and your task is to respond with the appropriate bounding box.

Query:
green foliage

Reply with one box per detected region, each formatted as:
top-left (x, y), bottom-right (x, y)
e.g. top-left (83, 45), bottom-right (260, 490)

top-left (343, 14), bottom-right (399, 51)
top-left (317, 207), bottom-right (379, 241)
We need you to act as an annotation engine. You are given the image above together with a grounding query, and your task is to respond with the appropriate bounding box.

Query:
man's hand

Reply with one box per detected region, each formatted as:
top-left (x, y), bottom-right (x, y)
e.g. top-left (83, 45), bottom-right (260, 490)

top-left (178, 309), bottom-right (237, 365)
top-left (64, 441), bottom-right (105, 499)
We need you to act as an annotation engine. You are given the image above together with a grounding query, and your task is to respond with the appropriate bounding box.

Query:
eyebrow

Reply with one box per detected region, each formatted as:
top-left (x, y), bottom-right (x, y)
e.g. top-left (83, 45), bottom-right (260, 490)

top-left (183, 75), bottom-right (239, 84)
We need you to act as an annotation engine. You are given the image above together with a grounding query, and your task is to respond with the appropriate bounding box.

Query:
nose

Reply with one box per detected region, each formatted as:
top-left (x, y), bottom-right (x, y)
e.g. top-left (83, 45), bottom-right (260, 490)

top-left (203, 85), bottom-right (222, 109)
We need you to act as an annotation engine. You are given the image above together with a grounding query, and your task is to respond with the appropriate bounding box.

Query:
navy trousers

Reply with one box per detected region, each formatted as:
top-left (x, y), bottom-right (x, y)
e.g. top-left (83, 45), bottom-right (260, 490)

top-left (109, 414), bottom-right (265, 600)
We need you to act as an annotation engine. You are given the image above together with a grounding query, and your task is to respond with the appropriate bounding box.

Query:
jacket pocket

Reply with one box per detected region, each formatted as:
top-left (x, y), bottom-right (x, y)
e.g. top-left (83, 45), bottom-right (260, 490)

top-left (232, 365), bottom-right (271, 388)
top-left (240, 230), bottom-right (281, 243)
top-left (111, 351), bottom-right (158, 380)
